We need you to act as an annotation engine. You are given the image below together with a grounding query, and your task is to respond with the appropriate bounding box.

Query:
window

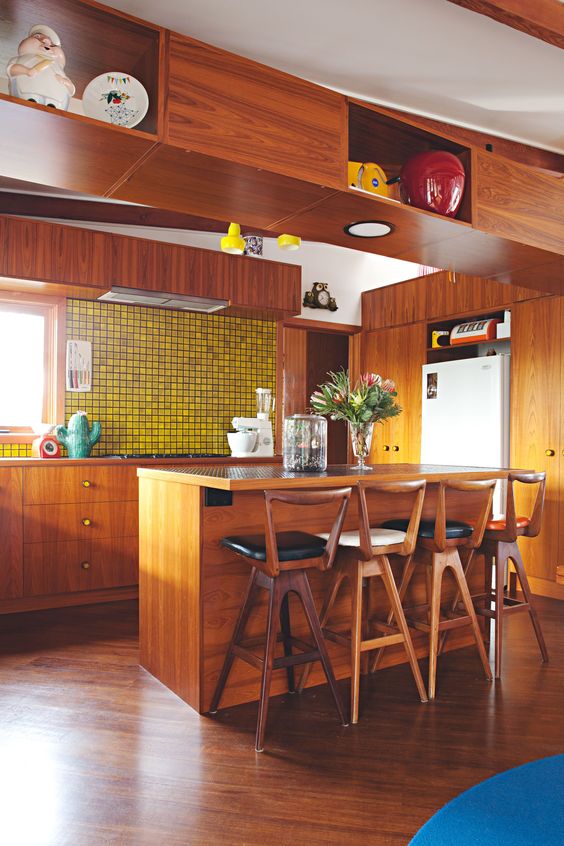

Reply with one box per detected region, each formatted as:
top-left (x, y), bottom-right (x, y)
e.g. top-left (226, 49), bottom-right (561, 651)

top-left (0, 294), bottom-right (65, 441)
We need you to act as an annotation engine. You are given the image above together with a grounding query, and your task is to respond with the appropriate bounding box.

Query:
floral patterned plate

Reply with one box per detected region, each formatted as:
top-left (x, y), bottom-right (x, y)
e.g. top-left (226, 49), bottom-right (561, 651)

top-left (82, 72), bottom-right (149, 129)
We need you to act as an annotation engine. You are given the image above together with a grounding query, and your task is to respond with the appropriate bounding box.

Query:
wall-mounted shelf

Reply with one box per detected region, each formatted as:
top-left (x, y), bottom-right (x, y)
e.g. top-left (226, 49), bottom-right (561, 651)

top-left (426, 308), bottom-right (510, 363)
top-left (0, 0), bottom-right (163, 136)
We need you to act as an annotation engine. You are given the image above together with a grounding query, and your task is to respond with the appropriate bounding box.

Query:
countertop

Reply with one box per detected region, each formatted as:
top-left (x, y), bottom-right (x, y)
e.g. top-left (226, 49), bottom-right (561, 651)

top-left (137, 462), bottom-right (519, 491)
top-left (0, 455), bottom-right (281, 468)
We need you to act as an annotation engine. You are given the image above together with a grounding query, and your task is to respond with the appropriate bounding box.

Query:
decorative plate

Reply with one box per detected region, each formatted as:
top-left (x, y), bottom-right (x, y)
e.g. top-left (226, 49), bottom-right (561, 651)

top-left (82, 72), bottom-right (149, 129)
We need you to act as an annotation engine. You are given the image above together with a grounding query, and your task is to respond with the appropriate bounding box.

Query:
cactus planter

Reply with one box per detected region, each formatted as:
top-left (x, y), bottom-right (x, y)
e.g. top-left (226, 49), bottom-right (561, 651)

top-left (55, 411), bottom-right (101, 458)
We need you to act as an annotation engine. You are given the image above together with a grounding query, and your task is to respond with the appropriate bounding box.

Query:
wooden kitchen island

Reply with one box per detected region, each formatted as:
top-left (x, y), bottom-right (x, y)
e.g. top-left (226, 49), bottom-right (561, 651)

top-left (138, 463), bottom-right (514, 713)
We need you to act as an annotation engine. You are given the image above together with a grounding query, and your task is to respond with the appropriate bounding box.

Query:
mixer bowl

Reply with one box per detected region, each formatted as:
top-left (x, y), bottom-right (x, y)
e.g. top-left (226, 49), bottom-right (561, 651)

top-left (227, 430), bottom-right (257, 455)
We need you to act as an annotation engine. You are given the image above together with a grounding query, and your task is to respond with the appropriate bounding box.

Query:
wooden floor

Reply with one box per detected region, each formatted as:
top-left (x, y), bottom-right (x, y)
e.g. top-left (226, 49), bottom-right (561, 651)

top-left (0, 597), bottom-right (562, 846)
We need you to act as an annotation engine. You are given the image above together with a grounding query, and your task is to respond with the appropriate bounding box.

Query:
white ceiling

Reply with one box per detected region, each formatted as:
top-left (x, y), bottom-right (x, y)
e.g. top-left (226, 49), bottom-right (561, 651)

top-left (108, 0), bottom-right (564, 154)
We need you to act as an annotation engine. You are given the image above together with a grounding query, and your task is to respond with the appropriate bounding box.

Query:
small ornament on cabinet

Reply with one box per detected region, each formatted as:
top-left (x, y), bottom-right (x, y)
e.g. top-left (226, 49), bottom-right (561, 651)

top-left (303, 282), bottom-right (338, 312)
top-left (6, 24), bottom-right (75, 111)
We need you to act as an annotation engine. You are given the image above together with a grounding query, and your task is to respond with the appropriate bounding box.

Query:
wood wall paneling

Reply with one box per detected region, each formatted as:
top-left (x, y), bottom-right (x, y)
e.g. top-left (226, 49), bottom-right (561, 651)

top-left (474, 150), bottom-right (564, 256)
top-left (0, 468), bottom-right (23, 599)
top-left (282, 327), bottom-right (308, 419)
top-left (306, 332), bottom-right (349, 464)
top-left (167, 34), bottom-right (347, 189)
top-left (510, 297), bottom-right (562, 581)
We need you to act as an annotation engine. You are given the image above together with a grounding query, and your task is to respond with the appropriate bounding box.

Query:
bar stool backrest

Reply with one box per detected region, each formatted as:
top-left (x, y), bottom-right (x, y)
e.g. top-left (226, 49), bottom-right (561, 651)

top-left (357, 479), bottom-right (427, 560)
top-left (433, 478), bottom-right (497, 552)
top-left (502, 471), bottom-right (546, 542)
top-left (263, 487), bottom-right (352, 577)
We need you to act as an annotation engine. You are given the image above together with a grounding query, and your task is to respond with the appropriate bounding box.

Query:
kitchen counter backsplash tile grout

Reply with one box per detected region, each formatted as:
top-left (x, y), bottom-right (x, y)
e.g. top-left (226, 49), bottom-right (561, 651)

top-left (0, 299), bottom-right (276, 458)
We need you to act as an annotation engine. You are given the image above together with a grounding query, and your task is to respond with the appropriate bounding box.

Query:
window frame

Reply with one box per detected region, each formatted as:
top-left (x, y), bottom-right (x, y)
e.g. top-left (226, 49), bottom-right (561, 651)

top-left (0, 292), bottom-right (66, 443)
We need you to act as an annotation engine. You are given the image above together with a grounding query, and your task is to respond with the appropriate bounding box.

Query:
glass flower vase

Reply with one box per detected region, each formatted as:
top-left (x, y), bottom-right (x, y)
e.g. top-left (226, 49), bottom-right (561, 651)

top-left (349, 421), bottom-right (374, 468)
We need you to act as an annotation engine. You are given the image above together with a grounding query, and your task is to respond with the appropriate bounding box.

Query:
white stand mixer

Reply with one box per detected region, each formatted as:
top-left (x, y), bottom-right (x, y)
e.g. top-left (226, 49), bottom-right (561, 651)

top-left (227, 388), bottom-right (274, 458)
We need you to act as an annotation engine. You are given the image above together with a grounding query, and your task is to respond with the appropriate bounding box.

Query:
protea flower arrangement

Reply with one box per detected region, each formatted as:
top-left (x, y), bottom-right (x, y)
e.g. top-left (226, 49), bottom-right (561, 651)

top-left (310, 369), bottom-right (401, 467)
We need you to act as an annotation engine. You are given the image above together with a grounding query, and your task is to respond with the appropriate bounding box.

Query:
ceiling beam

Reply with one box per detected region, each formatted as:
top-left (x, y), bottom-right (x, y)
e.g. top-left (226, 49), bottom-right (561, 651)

top-left (0, 192), bottom-right (273, 237)
top-left (447, 0), bottom-right (564, 50)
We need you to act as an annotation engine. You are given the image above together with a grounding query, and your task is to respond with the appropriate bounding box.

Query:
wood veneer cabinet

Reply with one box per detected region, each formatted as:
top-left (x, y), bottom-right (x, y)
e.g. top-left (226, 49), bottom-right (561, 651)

top-left (362, 324), bottom-right (425, 464)
top-left (166, 34), bottom-right (346, 189)
top-left (0, 468), bottom-right (23, 600)
top-left (0, 216), bottom-right (302, 319)
top-left (22, 465), bottom-right (139, 600)
top-left (510, 297), bottom-right (564, 587)
top-left (361, 277), bottom-right (426, 331)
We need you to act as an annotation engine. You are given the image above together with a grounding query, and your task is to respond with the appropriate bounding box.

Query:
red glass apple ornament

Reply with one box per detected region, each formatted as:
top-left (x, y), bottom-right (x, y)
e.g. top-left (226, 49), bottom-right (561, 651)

top-left (399, 151), bottom-right (466, 218)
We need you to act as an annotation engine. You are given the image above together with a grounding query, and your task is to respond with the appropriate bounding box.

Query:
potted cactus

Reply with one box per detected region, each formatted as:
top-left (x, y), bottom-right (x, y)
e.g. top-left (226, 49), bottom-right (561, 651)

top-left (55, 411), bottom-right (101, 458)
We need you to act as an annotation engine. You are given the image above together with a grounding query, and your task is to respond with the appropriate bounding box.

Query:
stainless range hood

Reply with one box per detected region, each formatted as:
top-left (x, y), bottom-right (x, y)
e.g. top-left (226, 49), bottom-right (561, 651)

top-left (97, 286), bottom-right (229, 314)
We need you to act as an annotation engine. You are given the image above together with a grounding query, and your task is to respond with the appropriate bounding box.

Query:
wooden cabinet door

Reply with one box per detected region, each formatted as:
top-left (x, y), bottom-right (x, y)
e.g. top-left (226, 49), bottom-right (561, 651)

top-left (167, 35), bottom-right (346, 189)
top-left (425, 271), bottom-right (511, 320)
top-left (0, 468), bottom-right (23, 599)
top-left (362, 277), bottom-right (426, 330)
top-left (363, 324), bottom-right (425, 464)
top-left (510, 297), bottom-right (562, 582)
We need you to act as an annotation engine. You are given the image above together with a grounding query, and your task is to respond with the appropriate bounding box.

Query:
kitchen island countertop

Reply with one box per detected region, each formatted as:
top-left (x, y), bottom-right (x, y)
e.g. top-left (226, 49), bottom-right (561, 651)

top-left (137, 462), bottom-right (519, 491)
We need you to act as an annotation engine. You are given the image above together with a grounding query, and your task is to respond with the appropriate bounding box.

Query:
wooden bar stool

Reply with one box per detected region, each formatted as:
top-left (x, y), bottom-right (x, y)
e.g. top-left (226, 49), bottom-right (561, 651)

top-left (466, 472), bottom-right (549, 678)
top-left (209, 487), bottom-right (351, 752)
top-left (299, 480), bottom-right (429, 724)
top-left (379, 479), bottom-right (496, 699)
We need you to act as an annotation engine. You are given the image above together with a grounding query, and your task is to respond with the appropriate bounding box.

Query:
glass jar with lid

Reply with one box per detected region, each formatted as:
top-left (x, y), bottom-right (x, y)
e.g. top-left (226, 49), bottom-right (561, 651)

top-left (283, 414), bottom-right (327, 472)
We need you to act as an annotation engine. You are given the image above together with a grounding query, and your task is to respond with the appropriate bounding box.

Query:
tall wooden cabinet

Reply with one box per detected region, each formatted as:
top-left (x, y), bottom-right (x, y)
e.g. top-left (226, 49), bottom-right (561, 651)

top-left (510, 297), bottom-right (564, 588)
top-left (362, 323), bottom-right (426, 464)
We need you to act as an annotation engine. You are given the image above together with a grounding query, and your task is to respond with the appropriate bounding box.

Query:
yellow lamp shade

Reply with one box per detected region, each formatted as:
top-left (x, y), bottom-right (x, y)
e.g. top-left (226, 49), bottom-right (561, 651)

top-left (221, 222), bottom-right (245, 255)
top-left (277, 233), bottom-right (301, 251)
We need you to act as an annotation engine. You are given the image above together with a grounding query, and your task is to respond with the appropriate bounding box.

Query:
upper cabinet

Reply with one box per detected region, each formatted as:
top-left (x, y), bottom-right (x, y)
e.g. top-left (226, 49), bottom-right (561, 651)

top-left (166, 34), bottom-right (347, 189)
top-left (362, 277), bottom-right (426, 331)
top-left (474, 151), bottom-right (564, 255)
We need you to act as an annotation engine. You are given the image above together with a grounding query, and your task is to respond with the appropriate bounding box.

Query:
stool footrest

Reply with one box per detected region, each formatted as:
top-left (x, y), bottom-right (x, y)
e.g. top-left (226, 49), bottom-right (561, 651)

top-left (409, 614), bottom-right (471, 633)
top-left (360, 633), bottom-right (405, 652)
top-left (273, 650), bottom-right (320, 669)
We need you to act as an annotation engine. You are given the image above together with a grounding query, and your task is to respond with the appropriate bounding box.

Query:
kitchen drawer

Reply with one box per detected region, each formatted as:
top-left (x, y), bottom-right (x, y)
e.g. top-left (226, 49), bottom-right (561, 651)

top-left (24, 536), bottom-right (139, 597)
top-left (23, 501), bottom-right (138, 544)
top-left (24, 466), bottom-right (138, 505)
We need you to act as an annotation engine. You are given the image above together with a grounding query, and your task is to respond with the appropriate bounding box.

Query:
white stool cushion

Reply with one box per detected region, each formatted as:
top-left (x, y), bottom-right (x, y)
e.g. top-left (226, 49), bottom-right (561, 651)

top-left (317, 528), bottom-right (406, 548)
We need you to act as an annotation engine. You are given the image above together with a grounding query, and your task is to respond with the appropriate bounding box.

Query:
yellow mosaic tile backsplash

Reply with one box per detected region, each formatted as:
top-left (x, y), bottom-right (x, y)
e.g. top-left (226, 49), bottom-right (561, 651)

top-left (0, 299), bottom-right (277, 457)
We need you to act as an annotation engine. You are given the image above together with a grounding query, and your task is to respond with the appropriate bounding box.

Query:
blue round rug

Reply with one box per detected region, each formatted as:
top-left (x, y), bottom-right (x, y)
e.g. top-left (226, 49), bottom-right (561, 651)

top-left (409, 754), bottom-right (564, 846)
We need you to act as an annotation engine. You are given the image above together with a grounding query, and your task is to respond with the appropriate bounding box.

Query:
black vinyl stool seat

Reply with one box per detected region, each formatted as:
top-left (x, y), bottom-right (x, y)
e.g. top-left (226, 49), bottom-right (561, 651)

top-left (222, 531), bottom-right (327, 562)
top-left (382, 518), bottom-right (473, 540)
top-left (210, 487), bottom-right (351, 752)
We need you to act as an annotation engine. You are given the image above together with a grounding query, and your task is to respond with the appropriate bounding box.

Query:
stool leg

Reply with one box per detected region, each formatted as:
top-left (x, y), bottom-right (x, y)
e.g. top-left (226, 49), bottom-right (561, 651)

top-left (350, 565), bottom-right (364, 724)
top-left (255, 577), bottom-right (281, 752)
top-left (370, 555), bottom-right (416, 673)
top-left (210, 567), bottom-right (259, 714)
top-left (494, 544), bottom-right (507, 678)
top-left (484, 550), bottom-right (494, 646)
top-left (298, 567), bottom-right (345, 693)
top-left (438, 548), bottom-right (476, 657)
top-left (293, 570), bottom-right (348, 727)
top-left (380, 556), bottom-right (428, 703)
top-left (510, 544), bottom-right (549, 664)
top-left (279, 593), bottom-right (295, 693)
top-left (428, 556), bottom-right (445, 701)
top-left (449, 552), bottom-right (493, 684)
top-left (361, 576), bottom-right (372, 676)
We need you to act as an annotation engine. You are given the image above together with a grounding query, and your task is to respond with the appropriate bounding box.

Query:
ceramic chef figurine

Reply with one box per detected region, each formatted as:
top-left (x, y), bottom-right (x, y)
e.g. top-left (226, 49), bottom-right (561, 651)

top-left (6, 24), bottom-right (75, 111)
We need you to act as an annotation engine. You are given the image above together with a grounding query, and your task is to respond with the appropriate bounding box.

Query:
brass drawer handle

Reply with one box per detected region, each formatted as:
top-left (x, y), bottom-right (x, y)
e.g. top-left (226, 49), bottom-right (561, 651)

top-left (545, 449), bottom-right (555, 457)
top-left (383, 445), bottom-right (390, 451)
top-left (81, 518), bottom-right (91, 527)
top-left (82, 480), bottom-right (91, 488)
top-left (81, 561), bottom-right (91, 570)
top-left (392, 445), bottom-right (399, 452)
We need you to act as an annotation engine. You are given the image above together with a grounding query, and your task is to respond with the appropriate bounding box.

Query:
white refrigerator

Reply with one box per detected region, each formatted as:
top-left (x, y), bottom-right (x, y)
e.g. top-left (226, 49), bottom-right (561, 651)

top-left (421, 355), bottom-right (510, 515)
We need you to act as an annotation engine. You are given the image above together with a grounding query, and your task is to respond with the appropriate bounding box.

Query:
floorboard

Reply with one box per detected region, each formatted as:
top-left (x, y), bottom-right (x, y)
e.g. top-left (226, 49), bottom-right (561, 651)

top-left (0, 597), bottom-right (562, 845)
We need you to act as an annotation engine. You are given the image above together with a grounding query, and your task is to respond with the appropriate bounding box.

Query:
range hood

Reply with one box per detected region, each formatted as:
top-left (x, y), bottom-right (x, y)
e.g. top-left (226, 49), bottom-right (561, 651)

top-left (97, 286), bottom-right (229, 314)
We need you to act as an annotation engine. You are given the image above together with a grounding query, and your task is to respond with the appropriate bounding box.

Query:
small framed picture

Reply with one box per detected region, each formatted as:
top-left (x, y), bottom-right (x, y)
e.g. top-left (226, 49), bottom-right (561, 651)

top-left (66, 340), bottom-right (92, 392)
top-left (427, 372), bottom-right (438, 400)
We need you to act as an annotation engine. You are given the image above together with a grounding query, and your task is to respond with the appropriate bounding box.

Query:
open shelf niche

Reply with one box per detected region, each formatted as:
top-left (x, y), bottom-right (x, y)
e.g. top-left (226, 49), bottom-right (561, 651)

top-left (0, 0), bottom-right (162, 135)
top-left (426, 309), bottom-right (510, 363)
top-left (347, 100), bottom-right (473, 225)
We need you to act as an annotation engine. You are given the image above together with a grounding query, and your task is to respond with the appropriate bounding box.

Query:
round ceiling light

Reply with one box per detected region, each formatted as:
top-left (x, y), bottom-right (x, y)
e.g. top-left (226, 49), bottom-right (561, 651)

top-left (344, 221), bottom-right (394, 238)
